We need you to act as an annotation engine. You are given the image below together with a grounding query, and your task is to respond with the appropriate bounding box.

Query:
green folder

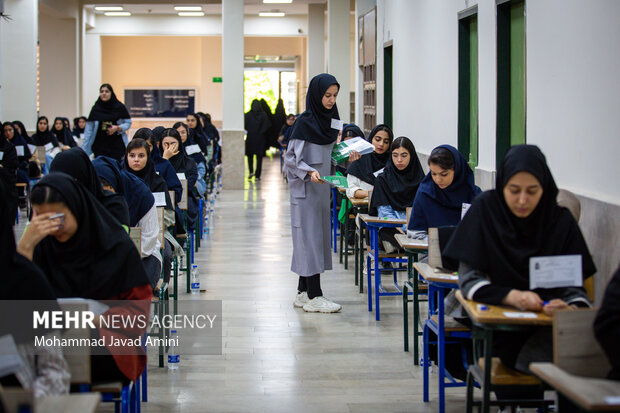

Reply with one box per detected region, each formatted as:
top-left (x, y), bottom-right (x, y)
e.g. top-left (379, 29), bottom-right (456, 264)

top-left (320, 175), bottom-right (348, 188)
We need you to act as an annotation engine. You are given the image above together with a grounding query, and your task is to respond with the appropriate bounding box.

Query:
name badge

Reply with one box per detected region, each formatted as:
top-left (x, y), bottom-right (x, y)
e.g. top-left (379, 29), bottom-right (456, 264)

top-left (331, 118), bottom-right (344, 130)
top-left (176, 172), bottom-right (186, 181)
top-left (153, 192), bottom-right (167, 207)
top-left (16, 146), bottom-right (25, 156)
top-left (529, 255), bottom-right (583, 290)
top-left (186, 144), bottom-right (201, 155)
top-left (373, 168), bottom-right (384, 177)
top-left (461, 203), bottom-right (471, 219)
top-left (28, 144), bottom-right (36, 154)
top-left (0, 151), bottom-right (3, 160)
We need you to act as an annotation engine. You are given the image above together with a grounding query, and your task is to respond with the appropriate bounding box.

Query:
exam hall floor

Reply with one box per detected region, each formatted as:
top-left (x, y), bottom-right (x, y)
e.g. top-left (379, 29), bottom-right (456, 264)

top-left (13, 158), bottom-right (486, 412)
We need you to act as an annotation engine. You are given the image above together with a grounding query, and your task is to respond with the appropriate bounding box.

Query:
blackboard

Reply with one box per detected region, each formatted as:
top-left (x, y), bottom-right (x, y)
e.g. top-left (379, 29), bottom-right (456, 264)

top-left (124, 88), bottom-right (196, 118)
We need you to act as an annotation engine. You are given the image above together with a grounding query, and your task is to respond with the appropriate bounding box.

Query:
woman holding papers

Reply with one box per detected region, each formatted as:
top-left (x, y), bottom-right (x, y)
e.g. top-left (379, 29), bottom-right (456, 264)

top-left (17, 173), bottom-right (151, 385)
top-left (444, 144), bottom-right (596, 374)
top-left (50, 147), bottom-right (130, 228)
top-left (93, 156), bottom-right (161, 288)
top-left (124, 137), bottom-right (180, 284)
top-left (284, 73), bottom-right (342, 313)
top-left (369, 136), bottom-right (425, 253)
top-left (174, 121), bottom-right (207, 197)
top-left (345, 124), bottom-right (394, 199)
top-left (407, 145), bottom-right (481, 240)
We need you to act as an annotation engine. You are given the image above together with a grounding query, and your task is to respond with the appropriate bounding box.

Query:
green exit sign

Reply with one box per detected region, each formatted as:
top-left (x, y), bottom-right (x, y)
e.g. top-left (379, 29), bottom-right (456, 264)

top-left (212, 77), bottom-right (222, 83)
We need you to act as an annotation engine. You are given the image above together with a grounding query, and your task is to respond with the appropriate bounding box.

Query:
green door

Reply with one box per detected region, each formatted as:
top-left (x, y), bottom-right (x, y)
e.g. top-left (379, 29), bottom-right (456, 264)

top-left (384, 45), bottom-right (393, 129)
top-left (458, 13), bottom-right (478, 169)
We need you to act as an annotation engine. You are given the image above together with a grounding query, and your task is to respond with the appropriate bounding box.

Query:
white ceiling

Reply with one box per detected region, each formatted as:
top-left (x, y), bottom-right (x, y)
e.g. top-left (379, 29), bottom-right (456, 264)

top-left (85, 1), bottom-right (329, 16)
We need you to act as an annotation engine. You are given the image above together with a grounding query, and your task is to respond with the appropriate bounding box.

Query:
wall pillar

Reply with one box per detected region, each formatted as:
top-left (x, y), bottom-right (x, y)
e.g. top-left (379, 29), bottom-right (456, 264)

top-left (327, 0), bottom-right (351, 122)
top-left (0, 0), bottom-right (38, 130)
top-left (307, 3), bottom-right (325, 82)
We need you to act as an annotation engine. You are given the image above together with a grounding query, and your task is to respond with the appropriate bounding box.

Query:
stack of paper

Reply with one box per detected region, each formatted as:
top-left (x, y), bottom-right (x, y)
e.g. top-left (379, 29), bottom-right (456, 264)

top-left (320, 175), bottom-right (348, 188)
top-left (331, 137), bottom-right (375, 164)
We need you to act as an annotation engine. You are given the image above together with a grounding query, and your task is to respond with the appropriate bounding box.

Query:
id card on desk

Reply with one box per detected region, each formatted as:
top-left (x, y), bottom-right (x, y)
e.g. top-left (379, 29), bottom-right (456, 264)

top-left (529, 255), bottom-right (582, 290)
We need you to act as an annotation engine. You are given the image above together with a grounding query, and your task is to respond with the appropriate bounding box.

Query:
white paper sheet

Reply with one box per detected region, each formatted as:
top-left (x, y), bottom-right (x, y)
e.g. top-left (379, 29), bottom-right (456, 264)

top-left (16, 146), bottom-right (25, 156)
top-left (0, 151), bottom-right (3, 161)
top-left (503, 312), bottom-right (538, 319)
top-left (176, 173), bottom-right (186, 181)
top-left (153, 192), bottom-right (167, 207)
top-left (529, 255), bottom-right (583, 290)
top-left (605, 396), bottom-right (620, 405)
top-left (185, 144), bottom-right (201, 155)
top-left (44, 142), bottom-right (54, 151)
top-left (461, 203), bottom-right (471, 219)
top-left (373, 168), bottom-right (384, 177)
top-left (27, 144), bottom-right (36, 154)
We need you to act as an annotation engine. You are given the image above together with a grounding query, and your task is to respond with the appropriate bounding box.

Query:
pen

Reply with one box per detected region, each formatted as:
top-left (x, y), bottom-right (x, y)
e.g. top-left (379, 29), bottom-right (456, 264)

top-left (477, 304), bottom-right (488, 311)
top-left (542, 301), bottom-right (549, 306)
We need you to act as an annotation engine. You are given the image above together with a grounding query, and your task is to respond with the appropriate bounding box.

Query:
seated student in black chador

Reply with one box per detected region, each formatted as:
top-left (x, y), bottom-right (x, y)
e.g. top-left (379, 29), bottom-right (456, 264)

top-left (407, 144), bottom-right (481, 241)
top-left (594, 264), bottom-right (620, 381)
top-left (369, 136), bottom-right (425, 253)
top-left (157, 128), bottom-right (199, 231)
top-left (50, 147), bottom-right (130, 228)
top-left (444, 145), bottom-right (596, 375)
top-left (52, 117), bottom-right (76, 148)
top-left (17, 173), bottom-right (151, 386)
top-left (123, 138), bottom-right (182, 285)
top-left (3, 121), bottom-right (32, 184)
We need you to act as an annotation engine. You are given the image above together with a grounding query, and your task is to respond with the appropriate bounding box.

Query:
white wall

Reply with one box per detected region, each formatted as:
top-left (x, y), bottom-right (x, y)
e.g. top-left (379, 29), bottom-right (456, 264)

top-left (82, 34), bottom-right (101, 115)
top-left (526, 0), bottom-right (620, 205)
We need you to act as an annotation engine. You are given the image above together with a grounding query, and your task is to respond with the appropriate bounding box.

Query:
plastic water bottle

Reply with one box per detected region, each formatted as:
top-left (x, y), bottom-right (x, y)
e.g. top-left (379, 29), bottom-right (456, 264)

top-left (191, 265), bottom-right (200, 294)
top-left (167, 330), bottom-right (179, 370)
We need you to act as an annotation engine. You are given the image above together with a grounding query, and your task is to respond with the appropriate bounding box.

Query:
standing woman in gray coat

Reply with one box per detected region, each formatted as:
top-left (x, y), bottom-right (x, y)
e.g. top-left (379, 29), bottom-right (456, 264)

top-left (284, 73), bottom-right (342, 313)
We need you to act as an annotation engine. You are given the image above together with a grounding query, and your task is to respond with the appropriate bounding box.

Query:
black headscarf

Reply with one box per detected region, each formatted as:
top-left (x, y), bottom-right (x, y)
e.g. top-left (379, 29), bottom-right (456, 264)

top-left (288, 73), bottom-right (340, 145)
top-left (31, 116), bottom-right (60, 147)
top-left (369, 137), bottom-right (425, 213)
top-left (347, 124), bottom-right (393, 186)
top-left (176, 122), bottom-right (207, 165)
top-left (444, 144), bottom-right (596, 291)
top-left (123, 143), bottom-right (173, 210)
top-left (72, 116), bottom-right (86, 136)
top-left (12, 121), bottom-right (32, 145)
top-left (92, 156), bottom-right (155, 227)
top-left (87, 84), bottom-right (131, 122)
top-left (163, 130), bottom-right (197, 174)
top-left (342, 123), bottom-right (365, 140)
top-left (50, 147), bottom-right (130, 227)
top-left (3, 122), bottom-right (32, 164)
top-left (52, 117), bottom-right (76, 147)
top-left (32, 173), bottom-right (150, 299)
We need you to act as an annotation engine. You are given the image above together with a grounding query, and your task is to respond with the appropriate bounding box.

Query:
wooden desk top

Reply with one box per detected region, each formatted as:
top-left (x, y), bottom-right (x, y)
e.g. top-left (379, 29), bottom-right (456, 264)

top-left (413, 262), bottom-right (458, 284)
top-left (349, 197), bottom-right (369, 207)
top-left (38, 394), bottom-right (100, 413)
top-left (337, 187), bottom-right (346, 194)
top-left (455, 290), bottom-right (552, 326)
top-left (358, 213), bottom-right (406, 225)
top-left (395, 234), bottom-right (428, 251)
top-left (530, 363), bottom-right (620, 411)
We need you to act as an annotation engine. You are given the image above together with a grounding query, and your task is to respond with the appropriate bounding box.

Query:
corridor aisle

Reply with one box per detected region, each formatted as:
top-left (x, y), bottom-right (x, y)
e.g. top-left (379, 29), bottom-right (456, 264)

top-left (139, 157), bottom-right (466, 413)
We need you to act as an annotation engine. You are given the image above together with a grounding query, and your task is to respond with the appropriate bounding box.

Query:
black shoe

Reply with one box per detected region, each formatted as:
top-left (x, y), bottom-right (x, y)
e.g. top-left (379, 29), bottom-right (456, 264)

top-left (248, 173), bottom-right (255, 179)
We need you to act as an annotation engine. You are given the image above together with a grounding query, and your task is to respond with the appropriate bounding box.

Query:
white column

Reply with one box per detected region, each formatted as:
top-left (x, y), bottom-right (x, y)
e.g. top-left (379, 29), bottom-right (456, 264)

top-left (327, 0), bottom-right (351, 122)
top-left (307, 3), bottom-right (325, 81)
top-left (221, 0), bottom-right (244, 190)
top-left (0, 0), bottom-right (38, 130)
top-left (355, 0), bottom-right (375, 127)
top-left (81, 33), bottom-right (101, 115)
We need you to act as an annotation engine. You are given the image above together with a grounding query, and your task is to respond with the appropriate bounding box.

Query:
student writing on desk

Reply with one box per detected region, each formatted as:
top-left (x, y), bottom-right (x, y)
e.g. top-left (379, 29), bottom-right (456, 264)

top-left (444, 145), bottom-right (596, 375)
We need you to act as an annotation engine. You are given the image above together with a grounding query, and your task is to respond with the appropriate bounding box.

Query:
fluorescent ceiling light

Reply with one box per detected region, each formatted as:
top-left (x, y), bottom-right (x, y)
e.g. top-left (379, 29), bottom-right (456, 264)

top-left (174, 6), bottom-right (202, 11)
top-left (95, 6), bottom-right (123, 11)
top-left (259, 12), bottom-right (285, 17)
top-left (104, 11), bottom-right (131, 16)
top-left (263, 0), bottom-right (293, 3)
top-left (178, 11), bottom-right (205, 17)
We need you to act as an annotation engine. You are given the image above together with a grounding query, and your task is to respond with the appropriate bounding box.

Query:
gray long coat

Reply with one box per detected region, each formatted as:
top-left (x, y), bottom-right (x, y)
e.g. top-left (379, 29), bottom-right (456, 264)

top-left (284, 139), bottom-right (334, 277)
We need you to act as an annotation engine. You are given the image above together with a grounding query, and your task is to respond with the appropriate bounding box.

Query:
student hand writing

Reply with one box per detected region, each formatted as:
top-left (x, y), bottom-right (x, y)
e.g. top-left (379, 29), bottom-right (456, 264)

top-left (308, 170), bottom-right (322, 183)
top-left (163, 143), bottom-right (179, 160)
top-left (348, 151), bottom-right (361, 162)
top-left (503, 290), bottom-right (543, 311)
top-left (542, 299), bottom-right (571, 316)
top-left (17, 212), bottom-right (63, 261)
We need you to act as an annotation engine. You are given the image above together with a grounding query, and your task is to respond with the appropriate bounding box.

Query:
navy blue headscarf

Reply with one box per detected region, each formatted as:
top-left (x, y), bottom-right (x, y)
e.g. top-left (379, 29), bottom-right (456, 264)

top-left (92, 156), bottom-right (154, 226)
top-left (408, 145), bottom-right (481, 231)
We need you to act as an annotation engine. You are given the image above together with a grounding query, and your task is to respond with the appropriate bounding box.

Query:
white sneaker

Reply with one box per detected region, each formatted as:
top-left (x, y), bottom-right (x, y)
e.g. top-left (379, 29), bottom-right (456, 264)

top-left (293, 291), bottom-right (309, 308)
top-left (302, 296), bottom-right (342, 313)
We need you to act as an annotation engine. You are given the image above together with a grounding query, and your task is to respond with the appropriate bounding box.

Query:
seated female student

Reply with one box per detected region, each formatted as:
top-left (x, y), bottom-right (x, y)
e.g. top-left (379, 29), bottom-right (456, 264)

top-left (157, 128), bottom-right (199, 231)
top-left (92, 156), bottom-right (162, 288)
top-left (197, 112), bottom-right (221, 164)
top-left (444, 144), bottom-right (596, 375)
top-left (52, 117), bottom-right (76, 149)
top-left (50, 147), bottom-right (130, 228)
top-left (174, 121), bottom-right (207, 197)
top-left (346, 124), bottom-right (393, 199)
top-left (594, 264), bottom-right (620, 381)
top-left (72, 116), bottom-right (86, 141)
top-left (3, 121), bottom-right (32, 184)
top-left (186, 113), bottom-right (210, 155)
top-left (407, 145), bottom-right (481, 241)
top-left (31, 116), bottom-right (67, 172)
top-left (278, 114), bottom-right (296, 149)
top-left (0, 127), bottom-right (19, 214)
top-left (17, 173), bottom-right (152, 385)
top-left (369, 136), bottom-right (425, 253)
top-left (0, 178), bottom-right (70, 397)
top-left (124, 138), bottom-right (182, 285)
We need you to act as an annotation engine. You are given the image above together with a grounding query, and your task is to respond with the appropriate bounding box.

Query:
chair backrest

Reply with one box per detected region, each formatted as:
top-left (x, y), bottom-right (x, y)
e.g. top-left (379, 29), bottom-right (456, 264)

top-left (169, 190), bottom-right (176, 207)
top-left (156, 207), bottom-right (165, 247)
top-left (129, 227), bottom-right (142, 254)
top-left (57, 301), bottom-right (92, 385)
top-left (406, 207), bottom-right (412, 224)
top-left (553, 308), bottom-right (611, 378)
top-left (367, 190), bottom-right (373, 211)
top-left (178, 179), bottom-right (188, 210)
top-left (557, 189), bottom-right (581, 222)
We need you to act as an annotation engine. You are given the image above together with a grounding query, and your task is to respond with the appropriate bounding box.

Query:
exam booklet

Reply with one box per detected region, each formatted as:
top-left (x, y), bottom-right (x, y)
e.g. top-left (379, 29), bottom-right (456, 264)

top-left (320, 175), bottom-right (348, 188)
top-left (331, 137), bottom-right (375, 164)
